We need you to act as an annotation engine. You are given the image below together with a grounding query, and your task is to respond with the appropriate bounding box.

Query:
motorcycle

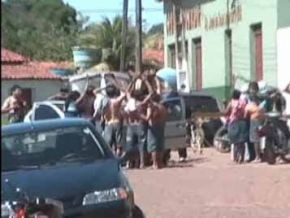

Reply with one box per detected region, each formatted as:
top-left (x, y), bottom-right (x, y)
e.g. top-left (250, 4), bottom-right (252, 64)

top-left (2, 179), bottom-right (63, 218)
top-left (258, 113), bottom-right (290, 165)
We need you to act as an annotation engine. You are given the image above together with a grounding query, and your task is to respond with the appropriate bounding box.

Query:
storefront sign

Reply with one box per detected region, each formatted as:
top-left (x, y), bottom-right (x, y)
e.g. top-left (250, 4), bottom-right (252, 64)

top-left (205, 5), bottom-right (242, 31)
top-left (166, 5), bottom-right (242, 35)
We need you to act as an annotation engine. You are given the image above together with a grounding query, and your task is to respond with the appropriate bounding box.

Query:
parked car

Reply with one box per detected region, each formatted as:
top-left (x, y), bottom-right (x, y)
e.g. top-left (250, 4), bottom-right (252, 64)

top-left (161, 91), bottom-right (224, 150)
top-left (24, 101), bottom-right (66, 122)
top-left (1, 118), bottom-right (135, 218)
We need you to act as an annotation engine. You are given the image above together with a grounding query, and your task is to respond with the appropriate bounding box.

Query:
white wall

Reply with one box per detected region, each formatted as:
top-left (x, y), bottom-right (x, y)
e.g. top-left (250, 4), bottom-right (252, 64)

top-left (277, 27), bottom-right (290, 90)
top-left (1, 79), bottom-right (64, 105)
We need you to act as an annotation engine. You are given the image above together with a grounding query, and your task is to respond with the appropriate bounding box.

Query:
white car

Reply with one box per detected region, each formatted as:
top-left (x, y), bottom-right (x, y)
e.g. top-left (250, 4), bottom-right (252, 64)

top-left (24, 101), bottom-right (66, 122)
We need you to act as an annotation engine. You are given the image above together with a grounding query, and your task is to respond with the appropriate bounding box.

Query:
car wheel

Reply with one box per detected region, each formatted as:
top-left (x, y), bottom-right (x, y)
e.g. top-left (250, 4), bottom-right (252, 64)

top-left (280, 140), bottom-right (290, 163)
top-left (213, 126), bottom-right (230, 153)
top-left (265, 139), bottom-right (276, 165)
top-left (132, 205), bottom-right (145, 218)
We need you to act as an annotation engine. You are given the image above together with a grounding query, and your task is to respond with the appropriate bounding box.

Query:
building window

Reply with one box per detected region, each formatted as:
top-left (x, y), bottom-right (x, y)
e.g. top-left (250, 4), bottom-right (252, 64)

top-left (168, 44), bottom-right (176, 68)
top-left (168, 41), bottom-right (188, 69)
top-left (225, 29), bottom-right (232, 86)
top-left (250, 23), bottom-right (263, 81)
top-left (192, 38), bottom-right (202, 91)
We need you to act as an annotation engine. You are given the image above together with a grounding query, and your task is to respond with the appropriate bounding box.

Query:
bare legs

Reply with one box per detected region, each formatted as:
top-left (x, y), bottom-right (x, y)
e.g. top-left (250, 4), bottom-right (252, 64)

top-left (152, 151), bottom-right (163, 169)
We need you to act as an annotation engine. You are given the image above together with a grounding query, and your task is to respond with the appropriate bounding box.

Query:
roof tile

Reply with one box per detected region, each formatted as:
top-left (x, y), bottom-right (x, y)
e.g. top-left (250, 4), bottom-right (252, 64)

top-left (1, 48), bottom-right (28, 63)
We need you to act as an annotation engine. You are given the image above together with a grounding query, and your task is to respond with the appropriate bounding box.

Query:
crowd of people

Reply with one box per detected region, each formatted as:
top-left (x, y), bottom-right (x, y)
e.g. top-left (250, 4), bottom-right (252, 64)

top-left (225, 81), bottom-right (290, 164)
top-left (1, 71), bottom-right (169, 170)
top-left (2, 73), bottom-right (290, 167)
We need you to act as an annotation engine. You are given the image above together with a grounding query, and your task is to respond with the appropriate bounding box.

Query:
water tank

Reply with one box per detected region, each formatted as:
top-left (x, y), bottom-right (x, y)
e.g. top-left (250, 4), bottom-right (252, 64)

top-left (72, 47), bottom-right (101, 70)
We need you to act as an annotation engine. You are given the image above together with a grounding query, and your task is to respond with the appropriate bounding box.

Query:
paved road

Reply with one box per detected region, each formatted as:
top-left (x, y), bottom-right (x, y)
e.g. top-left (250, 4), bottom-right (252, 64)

top-left (126, 148), bottom-right (290, 218)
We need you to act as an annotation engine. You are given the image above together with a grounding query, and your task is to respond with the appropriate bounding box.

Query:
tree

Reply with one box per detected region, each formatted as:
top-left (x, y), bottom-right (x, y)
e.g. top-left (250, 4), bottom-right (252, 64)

top-left (147, 23), bottom-right (164, 35)
top-left (79, 16), bottom-right (136, 71)
top-left (1, 0), bottom-right (81, 61)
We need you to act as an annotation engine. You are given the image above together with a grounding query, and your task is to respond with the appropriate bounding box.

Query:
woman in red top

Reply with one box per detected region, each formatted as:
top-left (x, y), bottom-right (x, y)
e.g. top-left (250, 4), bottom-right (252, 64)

top-left (225, 90), bottom-right (248, 163)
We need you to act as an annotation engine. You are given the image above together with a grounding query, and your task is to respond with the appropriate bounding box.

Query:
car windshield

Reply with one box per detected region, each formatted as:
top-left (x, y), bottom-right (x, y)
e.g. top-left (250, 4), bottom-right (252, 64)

top-left (184, 96), bottom-right (220, 118)
top-left (2, 126), bottom-right (106, 171)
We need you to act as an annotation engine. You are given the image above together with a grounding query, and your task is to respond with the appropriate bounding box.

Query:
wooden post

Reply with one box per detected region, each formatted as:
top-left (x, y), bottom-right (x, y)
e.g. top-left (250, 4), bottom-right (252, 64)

top-left (120, 0), bottom-right (129, 72)
top-left (135, 0), bottom-right (142, 74)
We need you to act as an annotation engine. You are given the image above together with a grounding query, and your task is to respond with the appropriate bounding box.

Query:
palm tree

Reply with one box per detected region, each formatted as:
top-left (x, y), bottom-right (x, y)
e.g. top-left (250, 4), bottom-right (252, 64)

top-left (78, 16), bottom-right (135, 71)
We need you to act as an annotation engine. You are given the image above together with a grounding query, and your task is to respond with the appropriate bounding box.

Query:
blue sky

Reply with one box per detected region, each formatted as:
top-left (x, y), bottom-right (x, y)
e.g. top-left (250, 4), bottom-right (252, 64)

top-left (64, 0), bottom-right (164, 30)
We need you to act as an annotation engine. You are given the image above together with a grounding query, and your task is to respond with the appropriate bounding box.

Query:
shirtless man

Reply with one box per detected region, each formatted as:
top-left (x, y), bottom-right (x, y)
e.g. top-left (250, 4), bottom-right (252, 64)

top-left (140, 94), bottom-right (167, 169)
top-left (2, 86), bottom-right (27, 123)
top-left (124, 76), bottom-right (154, 168)
top-left (75, 85), bottom-right (96, 122)
top-left (103, 81), bottom-right (127, 157)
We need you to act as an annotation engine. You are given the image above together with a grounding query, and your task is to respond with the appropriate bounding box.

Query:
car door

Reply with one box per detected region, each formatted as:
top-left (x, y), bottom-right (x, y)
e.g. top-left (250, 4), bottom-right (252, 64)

top-left (162, 97), bottom-right (187, 150)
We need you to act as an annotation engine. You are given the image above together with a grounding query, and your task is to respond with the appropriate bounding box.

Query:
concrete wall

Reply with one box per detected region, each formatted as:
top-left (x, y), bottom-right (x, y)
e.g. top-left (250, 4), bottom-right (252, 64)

top-left (277, 27), bottom-right (290, 90)
top-left (1, 79), bottom-right (64, 105)
top-left (277, 0), bottom-right (290, 29)
top-left (164, 0), bottom-right (280, 100)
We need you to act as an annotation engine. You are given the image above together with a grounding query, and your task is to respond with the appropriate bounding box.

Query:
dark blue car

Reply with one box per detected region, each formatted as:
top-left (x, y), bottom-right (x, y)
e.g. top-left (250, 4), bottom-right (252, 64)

top-left (1, 118), bottom-right (135, 218)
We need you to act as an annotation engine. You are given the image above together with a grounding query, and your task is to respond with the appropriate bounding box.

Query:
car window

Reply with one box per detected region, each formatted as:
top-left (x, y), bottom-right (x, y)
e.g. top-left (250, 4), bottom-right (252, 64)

top-left (34, 105), bottom-right (60, 120)
top-left (183, 96), bottom-right (220, 117)
top-left (2, 126), bottom-right (106, 171)
top-left (54, 103), bottom-right (65, 111)
top-left (163, 99), bottom-right (183, 121)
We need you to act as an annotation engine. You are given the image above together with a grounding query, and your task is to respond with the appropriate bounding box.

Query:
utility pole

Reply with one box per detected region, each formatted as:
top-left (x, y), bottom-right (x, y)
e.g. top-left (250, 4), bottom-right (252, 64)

top-left (135, 0), bottom-right (142, 74)
top-left (120, 0), bottom-right (129, 72)
top-left (173, 3), bottom-right (180, 70)
top-left (226, 0), bottom-right (233, 95)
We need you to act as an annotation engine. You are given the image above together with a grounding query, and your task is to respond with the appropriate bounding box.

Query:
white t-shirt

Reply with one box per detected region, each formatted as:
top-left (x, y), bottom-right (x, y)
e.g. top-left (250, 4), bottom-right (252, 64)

top-left (124, 98), bottom-right (137, 112)
top-left (93, 94), bottom-right (104, 117)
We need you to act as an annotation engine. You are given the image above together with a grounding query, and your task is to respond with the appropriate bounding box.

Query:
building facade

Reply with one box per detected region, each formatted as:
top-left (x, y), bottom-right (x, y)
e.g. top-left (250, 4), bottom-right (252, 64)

top-left (163, 0), bottom-right (290, 100)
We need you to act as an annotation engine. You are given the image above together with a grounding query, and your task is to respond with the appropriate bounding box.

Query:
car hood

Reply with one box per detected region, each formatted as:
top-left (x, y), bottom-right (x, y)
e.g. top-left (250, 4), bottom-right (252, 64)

top-left (2, 159), bottom-right (122, 202)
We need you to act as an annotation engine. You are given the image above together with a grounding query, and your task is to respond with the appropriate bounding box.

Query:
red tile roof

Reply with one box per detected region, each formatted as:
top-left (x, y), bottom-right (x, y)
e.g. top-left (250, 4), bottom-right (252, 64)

top-left (1, 48), bottom-right (72, 80)
top-left (142, 49), bottom-right (164, 66)
top-left (1, 62), bottom-right (63, 80)
top-left (35, 61), bottom-right (74, 69)
top-left (1, 48), bottom-right (29, 63)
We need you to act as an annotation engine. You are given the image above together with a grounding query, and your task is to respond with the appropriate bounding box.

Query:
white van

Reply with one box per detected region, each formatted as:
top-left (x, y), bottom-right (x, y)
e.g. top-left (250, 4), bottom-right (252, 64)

top-left (69, 71), bottom-right (130, 94)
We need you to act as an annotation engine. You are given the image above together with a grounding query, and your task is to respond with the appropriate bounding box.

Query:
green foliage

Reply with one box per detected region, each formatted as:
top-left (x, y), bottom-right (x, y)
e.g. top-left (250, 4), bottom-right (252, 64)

top-left (147, 23), bottom-right (163, 36)
top-left (2, 0), bottom-right (81, 61)
top-left (78, 16), bottom-right (136, 71)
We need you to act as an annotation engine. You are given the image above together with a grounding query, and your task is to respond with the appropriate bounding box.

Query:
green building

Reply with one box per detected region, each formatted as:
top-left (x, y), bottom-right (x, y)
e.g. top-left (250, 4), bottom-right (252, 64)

top-left (162, 0), bottom-right (290, 101)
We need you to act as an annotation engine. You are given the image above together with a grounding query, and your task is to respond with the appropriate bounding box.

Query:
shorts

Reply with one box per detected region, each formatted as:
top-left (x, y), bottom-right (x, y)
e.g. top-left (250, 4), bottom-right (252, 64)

top-left (249, 119), bottom-right (262, 143)
top-left (147, 123), bottom-right (165, 153)
top-left (103, 122), bottom-right (124, 148)
top-left (228, 120), bottom-right (248, 145)
top-left (95, 121), bottom-right (103, 135)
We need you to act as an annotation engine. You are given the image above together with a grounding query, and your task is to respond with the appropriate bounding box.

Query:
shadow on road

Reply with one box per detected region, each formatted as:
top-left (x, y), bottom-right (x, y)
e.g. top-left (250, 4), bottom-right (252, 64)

top-left (165, 157), bottom-right (209, 168)
top-left (188, 157), bottom-right (210, 164)
top-left (133, 205), bottom-right (145, 218)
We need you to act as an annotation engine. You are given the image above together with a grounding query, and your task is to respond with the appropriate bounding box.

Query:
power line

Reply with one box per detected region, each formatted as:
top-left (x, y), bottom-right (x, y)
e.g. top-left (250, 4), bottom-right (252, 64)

top-left (78, 8), bottom-right (163, 14)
